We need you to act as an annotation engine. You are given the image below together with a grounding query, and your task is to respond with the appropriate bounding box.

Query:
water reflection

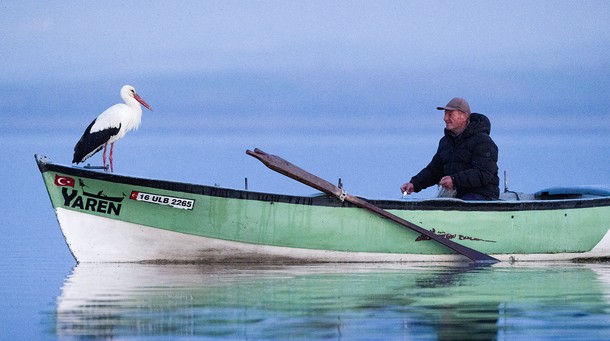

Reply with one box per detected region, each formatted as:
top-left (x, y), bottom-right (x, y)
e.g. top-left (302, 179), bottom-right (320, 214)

top-left (54, 263), bottom-right (610, 340)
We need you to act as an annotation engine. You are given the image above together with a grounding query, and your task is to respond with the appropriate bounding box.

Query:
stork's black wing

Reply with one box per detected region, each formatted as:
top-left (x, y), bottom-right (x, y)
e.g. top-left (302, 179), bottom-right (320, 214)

top-left (72, 119), bottom-right (121, 164)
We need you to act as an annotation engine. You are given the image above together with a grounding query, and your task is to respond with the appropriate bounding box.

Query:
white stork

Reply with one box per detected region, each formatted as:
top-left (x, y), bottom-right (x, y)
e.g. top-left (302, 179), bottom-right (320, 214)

top-left (72, 85), bottom-right (153, 172)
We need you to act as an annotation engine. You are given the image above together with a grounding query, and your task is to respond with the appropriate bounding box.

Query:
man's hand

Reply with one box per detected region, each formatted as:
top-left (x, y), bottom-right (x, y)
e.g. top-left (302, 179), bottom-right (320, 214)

top-left (400, 182), bottom-right (414, 195)
top-left (439, 176), bottom-right (454, 189)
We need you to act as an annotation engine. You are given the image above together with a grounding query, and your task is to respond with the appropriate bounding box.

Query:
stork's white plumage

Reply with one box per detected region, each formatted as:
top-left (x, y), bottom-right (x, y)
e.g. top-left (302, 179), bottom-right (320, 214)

top-left (72, 85), bottom-right (153, 172)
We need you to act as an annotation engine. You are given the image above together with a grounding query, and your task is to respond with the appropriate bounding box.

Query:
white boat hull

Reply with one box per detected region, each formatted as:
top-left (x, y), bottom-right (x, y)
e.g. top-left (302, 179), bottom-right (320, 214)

top-left (57, 208), bottom-right (610, 263)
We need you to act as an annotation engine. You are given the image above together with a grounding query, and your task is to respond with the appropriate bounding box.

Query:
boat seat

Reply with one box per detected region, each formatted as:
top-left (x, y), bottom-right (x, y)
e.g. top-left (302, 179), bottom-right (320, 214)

top-left (534, 186), bottom-right (610, 200)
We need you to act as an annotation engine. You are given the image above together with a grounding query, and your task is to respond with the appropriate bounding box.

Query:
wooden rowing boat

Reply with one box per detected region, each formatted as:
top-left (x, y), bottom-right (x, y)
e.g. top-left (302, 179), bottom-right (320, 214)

top-left (35, 153), bottom-right (610, 263)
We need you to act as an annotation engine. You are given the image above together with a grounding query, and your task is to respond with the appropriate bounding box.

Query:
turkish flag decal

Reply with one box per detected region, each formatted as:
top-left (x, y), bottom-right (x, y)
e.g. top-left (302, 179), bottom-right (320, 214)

top-left (54, 175), bottom-right (75, 187)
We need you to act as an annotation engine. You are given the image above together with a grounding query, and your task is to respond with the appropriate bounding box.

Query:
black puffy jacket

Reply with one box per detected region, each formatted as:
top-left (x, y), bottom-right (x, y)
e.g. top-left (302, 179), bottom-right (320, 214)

top-left (410, 113), bottom-right (500, 199)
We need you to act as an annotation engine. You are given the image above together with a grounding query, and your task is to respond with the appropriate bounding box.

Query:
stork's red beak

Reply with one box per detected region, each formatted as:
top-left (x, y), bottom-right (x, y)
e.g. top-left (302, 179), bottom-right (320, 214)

top-left (134, 93), bottom-right (153, 111)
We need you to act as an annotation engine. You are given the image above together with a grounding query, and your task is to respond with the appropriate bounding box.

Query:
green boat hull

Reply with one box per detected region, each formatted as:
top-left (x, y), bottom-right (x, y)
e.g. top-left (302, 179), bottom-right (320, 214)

top-left (36, 155), bottom-right (610, 263)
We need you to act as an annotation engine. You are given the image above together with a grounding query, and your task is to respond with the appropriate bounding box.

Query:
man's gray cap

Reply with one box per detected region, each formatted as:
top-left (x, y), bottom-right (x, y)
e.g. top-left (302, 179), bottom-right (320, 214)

top-left (437, 97), bottom-right (471, 115)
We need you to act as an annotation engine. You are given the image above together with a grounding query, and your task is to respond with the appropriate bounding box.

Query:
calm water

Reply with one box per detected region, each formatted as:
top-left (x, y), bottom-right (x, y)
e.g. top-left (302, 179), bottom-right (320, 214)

top-left (3, 261), bottom-right (610, 340)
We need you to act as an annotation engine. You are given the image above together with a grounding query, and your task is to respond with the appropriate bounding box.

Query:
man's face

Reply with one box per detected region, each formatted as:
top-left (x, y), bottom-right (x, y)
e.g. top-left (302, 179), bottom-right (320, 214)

top-left (444, 110), bottom-right (469, 133)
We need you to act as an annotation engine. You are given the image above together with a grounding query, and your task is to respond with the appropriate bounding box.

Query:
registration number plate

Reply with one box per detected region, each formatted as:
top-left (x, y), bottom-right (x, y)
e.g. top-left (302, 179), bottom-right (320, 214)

top-left (130, 191), bottom-right (195, 210)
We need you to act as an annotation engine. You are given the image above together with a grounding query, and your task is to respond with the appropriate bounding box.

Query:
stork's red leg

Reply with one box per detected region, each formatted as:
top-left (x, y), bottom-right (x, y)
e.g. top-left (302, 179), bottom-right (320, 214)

top-left (109, 142), bottom-right (114, 172)
top-left (102, 143), bottom-right (108, 170)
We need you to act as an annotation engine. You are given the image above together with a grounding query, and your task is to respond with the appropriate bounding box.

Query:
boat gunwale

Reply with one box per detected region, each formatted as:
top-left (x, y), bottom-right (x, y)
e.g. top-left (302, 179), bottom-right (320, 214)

top-left (36, 154), bottom-right (610, 212)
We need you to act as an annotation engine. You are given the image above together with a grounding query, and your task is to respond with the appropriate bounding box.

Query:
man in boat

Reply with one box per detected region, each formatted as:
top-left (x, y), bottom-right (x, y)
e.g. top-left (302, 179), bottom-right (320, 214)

top-left (400, 98), bottom-right (500, 200)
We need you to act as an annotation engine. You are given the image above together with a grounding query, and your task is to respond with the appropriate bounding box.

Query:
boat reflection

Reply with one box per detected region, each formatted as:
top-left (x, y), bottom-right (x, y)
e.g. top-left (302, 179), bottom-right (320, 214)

top-left (54, 262), bottom-right (610, 339)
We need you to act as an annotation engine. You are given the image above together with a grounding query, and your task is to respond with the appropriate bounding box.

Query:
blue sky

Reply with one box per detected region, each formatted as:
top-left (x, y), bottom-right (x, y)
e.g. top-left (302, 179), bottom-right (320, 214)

top-left (1, 1), bottom-right (609, 198)
top-left (3, 1), bottom-right (609, 82)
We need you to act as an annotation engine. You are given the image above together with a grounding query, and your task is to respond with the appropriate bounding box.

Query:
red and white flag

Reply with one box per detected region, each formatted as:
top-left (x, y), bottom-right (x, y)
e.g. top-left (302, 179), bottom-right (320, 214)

top-left (54, 175), bottom-right (75, 187)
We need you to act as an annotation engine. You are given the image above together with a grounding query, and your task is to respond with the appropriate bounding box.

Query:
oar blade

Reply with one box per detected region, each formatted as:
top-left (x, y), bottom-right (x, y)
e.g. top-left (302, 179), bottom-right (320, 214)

top-left (246, 148), bottom-right (341, 197)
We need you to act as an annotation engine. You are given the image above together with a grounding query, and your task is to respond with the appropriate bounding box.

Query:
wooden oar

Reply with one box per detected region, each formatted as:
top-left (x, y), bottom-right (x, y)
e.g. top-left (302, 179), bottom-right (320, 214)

top-left (246, 148), bottom-right (499, 264)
